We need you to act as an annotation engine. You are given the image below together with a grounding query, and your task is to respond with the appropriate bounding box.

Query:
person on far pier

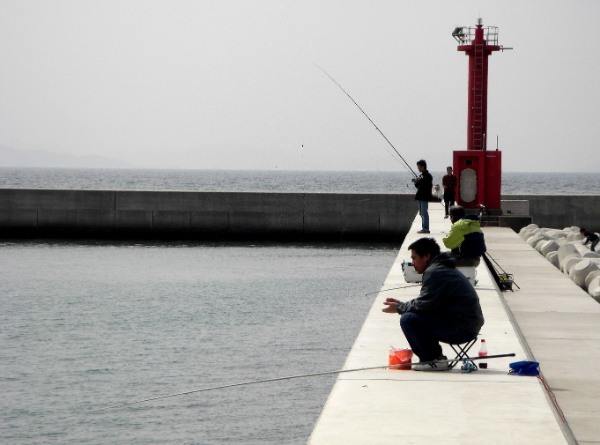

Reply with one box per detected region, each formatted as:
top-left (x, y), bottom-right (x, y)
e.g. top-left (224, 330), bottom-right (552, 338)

top-left (432, 184), bottom-right (443, 202)
top-left (413, 159), bottom-right (433, 234)
top-left (580, 228), bottom-right (599, 252)
top-left (442, 166), bottom-right (458, 219)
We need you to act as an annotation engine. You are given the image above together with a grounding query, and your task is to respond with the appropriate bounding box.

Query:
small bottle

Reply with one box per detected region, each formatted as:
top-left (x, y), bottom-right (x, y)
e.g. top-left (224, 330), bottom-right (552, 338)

top-left (478, 339), bottom-right (488, 369)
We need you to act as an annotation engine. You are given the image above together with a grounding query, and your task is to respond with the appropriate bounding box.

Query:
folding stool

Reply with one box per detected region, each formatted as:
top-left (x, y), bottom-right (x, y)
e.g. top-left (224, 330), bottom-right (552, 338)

top-left (445, 337), bottom-right (478, 369)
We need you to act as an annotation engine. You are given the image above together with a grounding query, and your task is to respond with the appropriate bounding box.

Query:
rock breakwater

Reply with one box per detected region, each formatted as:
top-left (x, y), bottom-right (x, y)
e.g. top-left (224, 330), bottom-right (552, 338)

top-left (519, 224), bottom-right (600, 301)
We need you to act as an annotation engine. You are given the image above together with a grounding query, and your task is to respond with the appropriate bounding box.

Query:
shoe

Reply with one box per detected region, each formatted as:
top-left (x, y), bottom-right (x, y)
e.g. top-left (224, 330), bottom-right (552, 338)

top-left (444, 215), bottom-right (449, 219)
top-left (417, 229), bottom-right (430, 234)
top-left (413, 356), bottom-right (450, 372)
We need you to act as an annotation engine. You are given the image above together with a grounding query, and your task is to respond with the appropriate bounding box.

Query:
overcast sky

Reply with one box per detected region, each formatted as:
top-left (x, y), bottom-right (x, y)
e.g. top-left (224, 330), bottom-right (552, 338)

top-left (1, 0), bottom-right (599, 172)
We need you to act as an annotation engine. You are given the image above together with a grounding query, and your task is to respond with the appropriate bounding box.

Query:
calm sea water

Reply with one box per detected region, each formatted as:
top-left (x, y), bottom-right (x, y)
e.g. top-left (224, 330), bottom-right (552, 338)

top-left (1, 168), bottom-right (597, 444)
top-left (0, 167), bottom-right (598, 194)
top-left (1, 240), bottom-right (398, 445)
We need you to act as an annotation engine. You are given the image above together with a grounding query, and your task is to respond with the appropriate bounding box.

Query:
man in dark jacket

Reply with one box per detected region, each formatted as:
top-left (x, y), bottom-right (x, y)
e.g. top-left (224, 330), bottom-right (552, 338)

top-left (442, 166), bottom-right (457, 219)
top-left (580, 228), bottom-right (599, 252)
top-left (383, 238), bottom-right (484, 371)
top-left (413, 159), bottom-right (433, 233)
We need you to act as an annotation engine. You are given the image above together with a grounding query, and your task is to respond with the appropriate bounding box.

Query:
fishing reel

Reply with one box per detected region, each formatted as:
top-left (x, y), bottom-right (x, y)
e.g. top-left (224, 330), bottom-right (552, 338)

top-left (461, 361), bottom-right (478, 373)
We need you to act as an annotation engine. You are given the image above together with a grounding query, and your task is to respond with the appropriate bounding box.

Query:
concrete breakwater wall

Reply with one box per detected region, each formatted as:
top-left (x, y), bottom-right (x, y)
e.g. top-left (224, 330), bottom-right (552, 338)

top-left (1, 190), bottom-right (598, 241)
top-left (520, 224), bottom-right (600, 300)
top-left (504, 195), bottom-right (600, 229)
top-left (0, 189), bottom-right (417, 242)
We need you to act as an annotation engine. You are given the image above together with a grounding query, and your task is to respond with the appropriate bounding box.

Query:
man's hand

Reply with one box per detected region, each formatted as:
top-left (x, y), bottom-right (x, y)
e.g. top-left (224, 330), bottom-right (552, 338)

top-left (382, 297), bottom-right (401, 313)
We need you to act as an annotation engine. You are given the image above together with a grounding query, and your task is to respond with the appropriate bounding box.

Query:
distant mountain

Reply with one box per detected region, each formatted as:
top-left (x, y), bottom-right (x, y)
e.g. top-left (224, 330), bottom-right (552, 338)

top-left (0, 145), bottom-right (133, 169)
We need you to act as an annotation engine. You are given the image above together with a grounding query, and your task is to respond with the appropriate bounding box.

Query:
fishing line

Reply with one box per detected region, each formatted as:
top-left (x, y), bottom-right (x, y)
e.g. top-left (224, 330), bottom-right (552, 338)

top-left (90, 353), bottom-right (515, 413)
top-left (314, 64), bottom-right (418, 178)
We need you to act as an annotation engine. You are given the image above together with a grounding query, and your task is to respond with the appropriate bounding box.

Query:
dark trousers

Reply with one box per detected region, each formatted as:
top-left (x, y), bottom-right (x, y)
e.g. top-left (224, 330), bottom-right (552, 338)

top-left (400, 312), bottom-right (476, 362)
top-left (443, 189), bottom-right (456, 216)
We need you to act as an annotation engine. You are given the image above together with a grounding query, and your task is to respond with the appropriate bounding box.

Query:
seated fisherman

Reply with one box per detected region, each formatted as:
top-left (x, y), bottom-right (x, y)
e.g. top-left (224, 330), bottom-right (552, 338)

top-left (382, 237), bottom-right (484, 371)
top-left (442, 205), bottom-right (487, 267)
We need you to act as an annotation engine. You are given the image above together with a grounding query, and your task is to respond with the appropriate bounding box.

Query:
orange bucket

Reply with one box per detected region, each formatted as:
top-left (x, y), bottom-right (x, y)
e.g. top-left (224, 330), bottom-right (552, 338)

top-left (388, 348), bottom-right (413, 370)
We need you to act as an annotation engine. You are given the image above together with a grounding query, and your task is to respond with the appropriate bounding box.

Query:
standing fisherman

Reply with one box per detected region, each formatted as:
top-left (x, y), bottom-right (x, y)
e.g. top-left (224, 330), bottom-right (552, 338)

top-left (413, 159), bottom-right (433, 233)
top-left (442, 166), bottom-right (458, 219)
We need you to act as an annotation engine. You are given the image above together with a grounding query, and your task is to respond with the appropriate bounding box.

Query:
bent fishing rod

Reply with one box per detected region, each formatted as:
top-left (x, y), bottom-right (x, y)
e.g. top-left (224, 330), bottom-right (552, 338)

top-left (91, 353), bottom-right (515, 413)
top-left (314, 64), bottom-right (418, 178)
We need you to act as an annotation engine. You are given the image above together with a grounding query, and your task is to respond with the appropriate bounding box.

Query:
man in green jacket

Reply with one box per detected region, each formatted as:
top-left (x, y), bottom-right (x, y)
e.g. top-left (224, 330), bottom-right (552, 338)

top-left (442, 205), bottom-right (486, 267)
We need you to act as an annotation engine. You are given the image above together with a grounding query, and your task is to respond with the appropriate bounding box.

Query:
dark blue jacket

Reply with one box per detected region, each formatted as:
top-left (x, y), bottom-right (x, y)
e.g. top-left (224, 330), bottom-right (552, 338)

top-left (414, 170), bottom-right (433, 201)
top-left (396, 253), bottom-right (484, 336)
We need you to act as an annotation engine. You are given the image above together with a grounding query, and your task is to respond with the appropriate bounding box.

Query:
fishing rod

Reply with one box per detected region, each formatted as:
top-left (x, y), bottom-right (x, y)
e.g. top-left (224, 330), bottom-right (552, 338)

top-left (91, 353), bottom-right (516, 413)
top-left (365, 283), bottom-right (422, 296)
top-left (366, 283), bottom-right (498, 296)
top-left (483, 252), bottom-right (520, 291)
top-left (314, 64), bottom-right (419, 178)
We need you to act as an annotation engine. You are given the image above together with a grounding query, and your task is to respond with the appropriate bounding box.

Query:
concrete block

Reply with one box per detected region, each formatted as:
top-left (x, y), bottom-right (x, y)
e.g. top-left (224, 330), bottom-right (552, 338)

top-left (589, 276), bottom-right (600, 302)
top-left (564, 256), bottom-right (584, 275)
top-left (540, 240), bottom-right (560, 256)
top-left (528, 232), bottom-right (551, 249)
top-left (557, 243), bottom-right (584, 264)
top-left (585, 269), bottom-right (600, 289)
top-left (546, 251), bottom-right (560, 268)
top-left (521, 227), bottom-right (540, 242)
top-left (567, 233), bottom-right (584, 242)
top-left (569, 259), bottom-right (600, 288)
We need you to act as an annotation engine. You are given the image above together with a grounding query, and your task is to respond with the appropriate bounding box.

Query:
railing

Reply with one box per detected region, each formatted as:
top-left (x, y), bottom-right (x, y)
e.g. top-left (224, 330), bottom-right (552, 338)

top-left (453, 25), bottom-right (499, 46)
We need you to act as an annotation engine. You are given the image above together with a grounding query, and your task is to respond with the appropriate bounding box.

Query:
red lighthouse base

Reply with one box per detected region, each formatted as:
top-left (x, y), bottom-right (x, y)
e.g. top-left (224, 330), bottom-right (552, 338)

top-left (453, 150), bottom-right (502, 211)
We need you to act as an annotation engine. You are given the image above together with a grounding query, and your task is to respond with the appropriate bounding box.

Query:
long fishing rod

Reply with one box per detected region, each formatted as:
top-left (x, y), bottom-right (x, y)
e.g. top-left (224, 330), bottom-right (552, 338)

top-left (315, 64), bottom-right (418, 178)
top-left (366, 284), bottom-right (498, 296)
top-left (91, 353), bottom-right (516, 413)
top-left (365, 283), bottom-right (422, 296)
top-left (483, 252), bottom-right (520, 290)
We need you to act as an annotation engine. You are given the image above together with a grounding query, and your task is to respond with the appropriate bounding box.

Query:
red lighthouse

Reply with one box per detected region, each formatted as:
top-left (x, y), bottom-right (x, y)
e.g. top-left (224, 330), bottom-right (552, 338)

top-left (452, 18), bottom-right (508, 211)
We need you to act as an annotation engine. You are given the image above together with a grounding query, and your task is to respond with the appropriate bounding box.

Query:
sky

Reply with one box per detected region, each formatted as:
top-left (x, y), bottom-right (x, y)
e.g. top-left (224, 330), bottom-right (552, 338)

top-left (1, 0), bottom-right (599, 173)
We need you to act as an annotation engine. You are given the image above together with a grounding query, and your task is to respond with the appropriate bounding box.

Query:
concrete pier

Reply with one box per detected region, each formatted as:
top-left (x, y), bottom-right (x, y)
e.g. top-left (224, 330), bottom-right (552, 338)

top-left (309, 205), bottom-right (600, 444)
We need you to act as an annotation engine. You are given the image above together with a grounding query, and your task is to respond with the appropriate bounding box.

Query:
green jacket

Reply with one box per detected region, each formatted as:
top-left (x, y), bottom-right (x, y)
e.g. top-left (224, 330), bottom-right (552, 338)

top-left (442, 217), bottom-right (486, 258)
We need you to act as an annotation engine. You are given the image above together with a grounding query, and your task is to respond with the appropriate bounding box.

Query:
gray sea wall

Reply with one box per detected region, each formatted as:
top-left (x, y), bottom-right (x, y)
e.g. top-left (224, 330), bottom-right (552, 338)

top-left (504, 195), bottom-right (600, 229)
top-left (0, 189), bottom-right (416, 242)
top-left (1, 190), bottom-right (598, 241)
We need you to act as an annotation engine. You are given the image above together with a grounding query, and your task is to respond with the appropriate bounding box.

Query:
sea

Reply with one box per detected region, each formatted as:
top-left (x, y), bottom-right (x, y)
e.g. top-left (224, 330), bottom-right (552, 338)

top-left (0, 167), bottom-right (598, 194)
top-left (1, 168), bottom-right (597, 445)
